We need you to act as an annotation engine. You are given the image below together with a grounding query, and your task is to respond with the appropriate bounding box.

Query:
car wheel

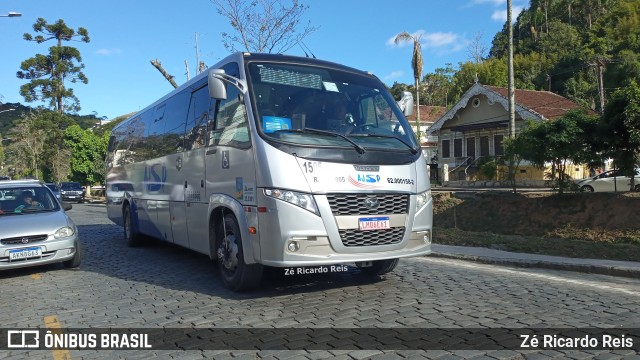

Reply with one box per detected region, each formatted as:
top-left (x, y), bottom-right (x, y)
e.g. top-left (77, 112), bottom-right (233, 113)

top-left (215, 213), bottom-right (263, 291)
top-left (357, 258), bottom-right (399, 276)
top-left (63, 240), bottom-right (82, 268)
top-left (635, 184), bottom-right (640, 192)
top-left (581, 185), bottom-right (594, 192)
top-left (123, 205), bottom-right (143, 247)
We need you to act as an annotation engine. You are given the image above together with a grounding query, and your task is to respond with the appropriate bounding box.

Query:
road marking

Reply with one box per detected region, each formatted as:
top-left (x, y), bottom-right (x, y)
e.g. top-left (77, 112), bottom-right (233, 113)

top-left (415, 257), bottom-right (640, 297)
top-left (30, 274), bottom-right (41, 280)
top-left (44, 315), bottom-right (72, 360)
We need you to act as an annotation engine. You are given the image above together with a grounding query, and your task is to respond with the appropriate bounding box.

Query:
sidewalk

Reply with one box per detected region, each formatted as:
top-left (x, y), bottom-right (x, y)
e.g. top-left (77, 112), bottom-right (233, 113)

top-left (430, 244), bottom-right (640, 279)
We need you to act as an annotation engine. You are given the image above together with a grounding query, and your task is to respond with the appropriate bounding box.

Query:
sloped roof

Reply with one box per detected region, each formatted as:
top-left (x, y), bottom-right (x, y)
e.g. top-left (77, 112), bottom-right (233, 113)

top-left (406, 105), bottom-right (446, 123)
top-left (485, 85), bottom-right (587, 120)
top-left (428, 83), bottom-right (592, 134)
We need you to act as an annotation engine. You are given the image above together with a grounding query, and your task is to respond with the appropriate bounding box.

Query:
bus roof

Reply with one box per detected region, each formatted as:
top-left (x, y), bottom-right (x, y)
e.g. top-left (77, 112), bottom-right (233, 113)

top-left (112, 52), bottom-right (376, 133)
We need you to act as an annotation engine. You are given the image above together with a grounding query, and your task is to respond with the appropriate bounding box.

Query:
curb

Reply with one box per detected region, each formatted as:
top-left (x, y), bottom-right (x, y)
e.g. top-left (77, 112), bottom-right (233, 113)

top-left (428, 252), bottom-right (640, 279)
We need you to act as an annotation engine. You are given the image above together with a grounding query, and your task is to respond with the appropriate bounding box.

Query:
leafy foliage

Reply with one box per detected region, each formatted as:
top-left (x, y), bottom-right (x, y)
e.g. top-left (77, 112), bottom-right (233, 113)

top-left (17, 18), bottom-right (90, 113)
top-left (514, 110), bottom-right (600, 193)
top-left (63, 125), bottom-right (109, 185)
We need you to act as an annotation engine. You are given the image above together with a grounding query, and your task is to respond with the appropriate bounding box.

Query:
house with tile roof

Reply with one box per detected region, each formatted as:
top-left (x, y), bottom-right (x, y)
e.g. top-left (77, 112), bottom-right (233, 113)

top-left (427, 82), bottom-right (593, 185)
top-left (405, 105), bottom-right (446, 161)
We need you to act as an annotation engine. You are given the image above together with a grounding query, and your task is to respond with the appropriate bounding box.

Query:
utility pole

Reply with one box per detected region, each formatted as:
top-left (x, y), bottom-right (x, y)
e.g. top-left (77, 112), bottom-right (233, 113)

top-left (507, 0), bottom-right (516, 138)
top-left (597, 56), bottom-right (605, 113)
top-left (507, 0), bottom-right (517, 192)
top-left (195, 32), bottom-right (201, 75)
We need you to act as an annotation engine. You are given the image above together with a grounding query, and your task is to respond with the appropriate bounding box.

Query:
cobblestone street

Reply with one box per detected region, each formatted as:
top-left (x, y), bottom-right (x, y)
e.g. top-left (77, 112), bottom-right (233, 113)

top-left (1, 204), bottom-right (639, 359)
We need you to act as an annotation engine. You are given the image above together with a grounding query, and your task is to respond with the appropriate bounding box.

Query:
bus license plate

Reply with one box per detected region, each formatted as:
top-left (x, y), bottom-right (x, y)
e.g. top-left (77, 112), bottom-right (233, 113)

top-left (358, 217), bottom-right (390, 230)
top-left (9, 247), bottom-right (42, 261)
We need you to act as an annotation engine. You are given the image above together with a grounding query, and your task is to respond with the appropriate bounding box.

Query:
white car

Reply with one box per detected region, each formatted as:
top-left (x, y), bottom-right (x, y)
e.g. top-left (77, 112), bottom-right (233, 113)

top-left (576, 169), bottom-right (640, 192)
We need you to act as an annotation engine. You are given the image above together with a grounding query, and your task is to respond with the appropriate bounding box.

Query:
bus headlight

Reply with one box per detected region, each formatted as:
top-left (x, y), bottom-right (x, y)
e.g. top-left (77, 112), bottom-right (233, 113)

top-left (264, 188), bottom-right (319, 215)
top-left (415, 190), bottom-right (432, 212)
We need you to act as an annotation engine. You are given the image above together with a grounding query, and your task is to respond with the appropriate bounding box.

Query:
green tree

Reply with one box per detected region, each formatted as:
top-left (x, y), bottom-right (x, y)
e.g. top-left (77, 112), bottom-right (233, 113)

top-left (600, 81), bottom-right (640, 190)
top-left (422, 64), bottom-right (455, 107)
top-left (17, 18), bottom-right (90, 113)
top-left (395, 32), bottom-right (424, 141)
top-left (516, 110), bottom-right (599, 193)
top-left (64, 125), bottom-right (108, 185)
top-left (5, 110), bottom-right (74, 180)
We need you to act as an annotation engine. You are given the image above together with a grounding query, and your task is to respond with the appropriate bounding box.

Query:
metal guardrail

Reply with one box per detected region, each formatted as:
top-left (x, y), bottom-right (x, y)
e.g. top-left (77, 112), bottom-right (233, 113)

top-left (448, 157), bottom-right (472, 174)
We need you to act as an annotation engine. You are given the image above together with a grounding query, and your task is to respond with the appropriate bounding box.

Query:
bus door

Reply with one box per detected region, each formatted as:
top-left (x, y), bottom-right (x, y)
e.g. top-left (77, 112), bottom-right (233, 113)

top-left (181, 84), bottom-right (211, 253)
top-left (204, 74), bottom-right (255, 224)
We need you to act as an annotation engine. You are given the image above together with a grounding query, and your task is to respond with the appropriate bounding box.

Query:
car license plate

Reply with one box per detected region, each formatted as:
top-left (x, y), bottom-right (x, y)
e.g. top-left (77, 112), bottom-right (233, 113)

top-left (358, 217), bottom-right (390, 230)
top-left (9, 247), bottom-right (42, 261)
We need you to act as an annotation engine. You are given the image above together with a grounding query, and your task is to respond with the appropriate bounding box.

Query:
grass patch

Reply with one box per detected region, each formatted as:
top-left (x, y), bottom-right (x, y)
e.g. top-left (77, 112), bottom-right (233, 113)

top-left (433, 227), bottom-right (640, 262)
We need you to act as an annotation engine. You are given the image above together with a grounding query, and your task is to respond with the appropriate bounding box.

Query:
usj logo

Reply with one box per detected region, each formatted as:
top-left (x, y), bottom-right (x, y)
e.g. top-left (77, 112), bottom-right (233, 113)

top-left (7, 330), bottom-right (39, 348)
top-left (357, 174), bottom-right (381, 183)
top-left (143, 163), bottom-right (167, 192)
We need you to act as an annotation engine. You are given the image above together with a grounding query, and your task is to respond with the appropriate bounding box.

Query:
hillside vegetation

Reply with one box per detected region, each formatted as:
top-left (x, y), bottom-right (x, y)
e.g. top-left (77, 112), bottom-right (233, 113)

top-left (433, 191), bottom-right (640, 261)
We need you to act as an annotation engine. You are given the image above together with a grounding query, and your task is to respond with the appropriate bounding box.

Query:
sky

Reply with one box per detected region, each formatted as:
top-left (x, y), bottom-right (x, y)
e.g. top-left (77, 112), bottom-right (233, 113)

top-left (0, 0), bottom-right (527, 120)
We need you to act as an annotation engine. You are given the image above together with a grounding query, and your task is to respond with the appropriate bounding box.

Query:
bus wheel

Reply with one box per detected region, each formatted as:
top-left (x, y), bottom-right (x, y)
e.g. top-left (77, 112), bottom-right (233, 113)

top-left (357, 258), bottom-right (399, 276)
top-left (123, 205), bottom-right (142, 247)
top-left (215, 214), bottom-right (263, 291)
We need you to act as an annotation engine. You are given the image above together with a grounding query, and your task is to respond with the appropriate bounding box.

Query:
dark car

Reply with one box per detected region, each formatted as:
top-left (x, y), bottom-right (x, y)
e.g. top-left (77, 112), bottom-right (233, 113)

top-left (45, 183), bottom-right (62, 202)
top-left (59, 182), bottom-right (85, 203)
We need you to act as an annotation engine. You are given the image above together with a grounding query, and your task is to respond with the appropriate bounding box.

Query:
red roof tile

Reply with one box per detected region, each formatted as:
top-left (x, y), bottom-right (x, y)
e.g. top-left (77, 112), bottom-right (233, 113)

top-left (485, 85), bottom-right (594, 119)
top-left (406, 105), bottom-right (446, 123)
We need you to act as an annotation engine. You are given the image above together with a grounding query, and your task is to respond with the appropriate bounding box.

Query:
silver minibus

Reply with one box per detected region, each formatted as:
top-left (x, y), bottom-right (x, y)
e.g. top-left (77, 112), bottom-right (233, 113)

top-left (106, 52), bottom-right (432, 291)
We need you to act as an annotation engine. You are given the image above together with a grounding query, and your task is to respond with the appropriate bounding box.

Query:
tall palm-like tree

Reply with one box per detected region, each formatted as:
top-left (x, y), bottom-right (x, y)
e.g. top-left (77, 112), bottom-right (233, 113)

top-left (394, 32), bottom-right (423, 143)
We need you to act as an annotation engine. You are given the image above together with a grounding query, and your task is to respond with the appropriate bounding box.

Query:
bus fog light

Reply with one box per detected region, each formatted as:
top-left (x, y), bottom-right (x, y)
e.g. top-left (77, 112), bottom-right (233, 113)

top-left (287, 241), bottom-right (300, 252)
top-left (414, 231), bottom-right (431, 244)
top-left (424, 234), bottom-right (431, 244)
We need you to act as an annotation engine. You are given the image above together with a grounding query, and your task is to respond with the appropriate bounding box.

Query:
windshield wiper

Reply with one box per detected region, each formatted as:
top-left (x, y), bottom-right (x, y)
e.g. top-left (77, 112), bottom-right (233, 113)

top-left (348, 133), bottom-right (418, 154)
top-left (273, 128), bottom-right (366, 154)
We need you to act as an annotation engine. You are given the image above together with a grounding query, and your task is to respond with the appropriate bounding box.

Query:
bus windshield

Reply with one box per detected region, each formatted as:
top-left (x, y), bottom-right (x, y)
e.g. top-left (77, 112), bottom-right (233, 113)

top-left (247, 62), bottom-right (418, 152)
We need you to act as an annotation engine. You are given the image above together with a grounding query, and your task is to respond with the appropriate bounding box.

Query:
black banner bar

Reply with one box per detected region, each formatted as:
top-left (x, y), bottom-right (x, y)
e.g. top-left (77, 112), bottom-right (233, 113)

top-left (1, 328), bottom-right (639, 351)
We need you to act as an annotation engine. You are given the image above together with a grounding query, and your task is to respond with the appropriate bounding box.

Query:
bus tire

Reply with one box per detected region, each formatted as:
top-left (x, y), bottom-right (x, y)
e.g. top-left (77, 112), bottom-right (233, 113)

top-left (358, 258), bottom-right (399, 276)
top-left (123, 205), bottom-right (143, 247)
top-left (215, 214), bottom-right (263, 291)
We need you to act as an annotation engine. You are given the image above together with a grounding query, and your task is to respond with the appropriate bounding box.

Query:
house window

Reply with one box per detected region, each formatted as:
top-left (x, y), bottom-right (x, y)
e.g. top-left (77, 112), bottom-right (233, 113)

top-left (466, 137), bottom-right (476, 160)
top-left (442, 139), bottom-right (450, 158)
top-left (454, 138), bottom-right (462, 158)
top-left (480, 136), bottom-right (489, 157)
top-left (494, 135), bottom-right (504, 156)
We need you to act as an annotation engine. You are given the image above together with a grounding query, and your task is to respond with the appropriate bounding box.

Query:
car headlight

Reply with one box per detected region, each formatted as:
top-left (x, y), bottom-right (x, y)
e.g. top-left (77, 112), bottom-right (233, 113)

top-left (415, 190), bottom-right (432, 212)
top-left (54, 226), bottom-right (75, 238)
top-left (264, 188), bottom-right (319, 215)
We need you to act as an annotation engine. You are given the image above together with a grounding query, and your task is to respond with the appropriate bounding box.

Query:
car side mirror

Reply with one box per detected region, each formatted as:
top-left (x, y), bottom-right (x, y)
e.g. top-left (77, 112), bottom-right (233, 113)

top-left (63, 203), bottom-right (72, 211)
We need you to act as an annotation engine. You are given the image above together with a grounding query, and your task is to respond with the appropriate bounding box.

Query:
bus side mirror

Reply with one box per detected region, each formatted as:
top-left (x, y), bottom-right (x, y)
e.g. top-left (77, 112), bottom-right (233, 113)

top-left (398, 91), bottom-right (414, 116)
top-left (208, 69), bottom-right (228, 100)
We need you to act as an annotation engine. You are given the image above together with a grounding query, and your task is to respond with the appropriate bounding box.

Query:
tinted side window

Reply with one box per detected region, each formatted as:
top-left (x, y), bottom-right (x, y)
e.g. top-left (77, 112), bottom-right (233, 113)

top-left (209, 63), bottom-right (250, 148)
top-left (163, 90), bottom-right (190, 153)
top-left (186, 85), bottom-right (211, 150)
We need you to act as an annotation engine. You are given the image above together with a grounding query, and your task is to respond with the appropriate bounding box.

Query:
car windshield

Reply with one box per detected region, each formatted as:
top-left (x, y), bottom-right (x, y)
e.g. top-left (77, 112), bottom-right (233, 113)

top-left (247, 62), bottom-right (418, 152)
top-left (46, 184), bottom-right (59, 191)
top-left (61, 183), bottom-right (82, 190)
top-left (0, 186), bottom-right (59, 215)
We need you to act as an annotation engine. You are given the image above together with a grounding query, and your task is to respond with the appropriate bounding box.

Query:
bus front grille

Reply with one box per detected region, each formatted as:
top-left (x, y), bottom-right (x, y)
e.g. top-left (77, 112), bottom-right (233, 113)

top-left (326, 193), bottom-right (409, 216)
top-left (339, 227), bottom-right (405, 247)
